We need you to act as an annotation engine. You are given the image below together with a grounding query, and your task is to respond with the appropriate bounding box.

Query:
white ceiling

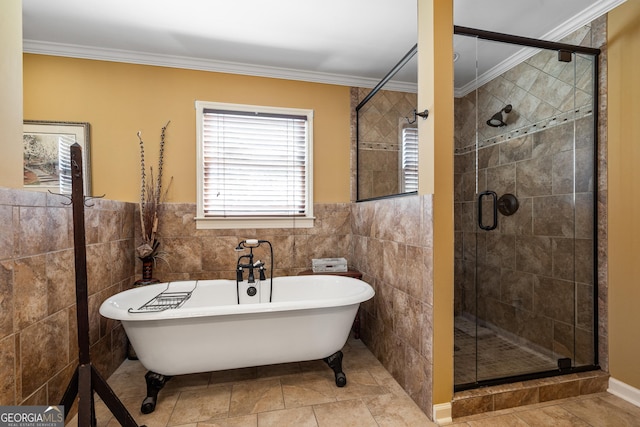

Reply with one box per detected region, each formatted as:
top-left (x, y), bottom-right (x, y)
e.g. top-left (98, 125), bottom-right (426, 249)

top-left (22, 0), bottom-right (625, 93)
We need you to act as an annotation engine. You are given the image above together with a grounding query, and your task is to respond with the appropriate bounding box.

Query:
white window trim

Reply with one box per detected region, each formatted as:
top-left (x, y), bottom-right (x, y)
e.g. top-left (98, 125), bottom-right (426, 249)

top-left (195, 100), bottom-right (314, 230)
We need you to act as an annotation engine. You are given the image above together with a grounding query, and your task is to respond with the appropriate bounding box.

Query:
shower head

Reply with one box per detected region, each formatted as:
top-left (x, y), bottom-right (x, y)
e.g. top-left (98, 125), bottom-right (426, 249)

top-left (487, 104), bottom-right (513, 127)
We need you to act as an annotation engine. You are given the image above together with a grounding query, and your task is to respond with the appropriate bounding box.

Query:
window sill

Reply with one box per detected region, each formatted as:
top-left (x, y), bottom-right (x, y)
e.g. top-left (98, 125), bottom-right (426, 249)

top-left (195, 216), bottom-right (315, 230)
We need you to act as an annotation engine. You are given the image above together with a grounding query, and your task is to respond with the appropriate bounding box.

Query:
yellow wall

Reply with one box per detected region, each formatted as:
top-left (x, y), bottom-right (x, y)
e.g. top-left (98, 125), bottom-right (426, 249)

top-left (418, 0), bottom-right (454, 406)
top-left (0, 0), bottom-right (23, 189)
top-left (607, 0), bottom-right (640, 389)
top-left (23, 55), bottom-right (351, 203)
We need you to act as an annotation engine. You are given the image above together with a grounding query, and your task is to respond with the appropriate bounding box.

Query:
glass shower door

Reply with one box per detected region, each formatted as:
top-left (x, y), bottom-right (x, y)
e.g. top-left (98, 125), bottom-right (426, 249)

top-left (453, 32), bottom-right (597, 387)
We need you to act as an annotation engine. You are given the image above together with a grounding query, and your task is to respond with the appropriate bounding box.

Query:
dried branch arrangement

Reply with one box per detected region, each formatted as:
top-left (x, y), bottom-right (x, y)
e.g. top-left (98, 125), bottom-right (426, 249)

top-left (135, 120), bottom-right (173, 259)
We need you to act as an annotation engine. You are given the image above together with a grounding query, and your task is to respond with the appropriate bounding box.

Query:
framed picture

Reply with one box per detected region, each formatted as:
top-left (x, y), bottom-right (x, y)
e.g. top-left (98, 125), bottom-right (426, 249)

top-left (23, 120), bottom-right (91, 195)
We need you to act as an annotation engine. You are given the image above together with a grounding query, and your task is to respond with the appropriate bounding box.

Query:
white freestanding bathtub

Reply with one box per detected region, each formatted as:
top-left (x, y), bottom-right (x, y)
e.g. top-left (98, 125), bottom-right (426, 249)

top-left (99, 274), bottom-right (374, 413)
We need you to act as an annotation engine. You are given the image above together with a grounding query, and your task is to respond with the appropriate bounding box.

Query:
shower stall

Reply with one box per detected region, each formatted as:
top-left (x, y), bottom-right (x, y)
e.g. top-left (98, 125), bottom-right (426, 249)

top-left (453, 25), bottom-right (600, 390)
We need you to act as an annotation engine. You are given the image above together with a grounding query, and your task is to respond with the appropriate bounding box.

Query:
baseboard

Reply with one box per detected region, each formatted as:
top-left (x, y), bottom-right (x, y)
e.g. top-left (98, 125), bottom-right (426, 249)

top-left (433, 402), bottom-right (452, 424)
top-left (608, 377), bottom-right (640, 408)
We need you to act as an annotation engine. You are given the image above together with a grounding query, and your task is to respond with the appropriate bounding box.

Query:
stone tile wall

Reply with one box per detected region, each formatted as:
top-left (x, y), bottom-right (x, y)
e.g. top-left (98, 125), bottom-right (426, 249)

top-left (455, 24), bottom-right (597, 153)
top-left (454, 117), bottom-right (596, 368)
top-left (149, 203), bottom-right (352, 280)
top-left (350, 194), bottom-right (435, 416)
top-left (453, 19), bottom-right (607, 384)
top-left (0, 187), bottom-right (135, 405)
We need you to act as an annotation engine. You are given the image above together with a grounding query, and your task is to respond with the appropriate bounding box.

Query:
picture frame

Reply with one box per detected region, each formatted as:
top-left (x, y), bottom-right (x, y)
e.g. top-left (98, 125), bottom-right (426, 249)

top-left (23, 120), bottom-right (91, 195)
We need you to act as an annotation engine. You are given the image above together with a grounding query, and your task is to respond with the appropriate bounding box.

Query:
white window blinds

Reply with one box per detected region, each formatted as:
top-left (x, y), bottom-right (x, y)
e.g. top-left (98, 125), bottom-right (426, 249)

top-left (401, 127), bottom-right (418, 192)
top-left (202, 108), bottom-right (309, 217)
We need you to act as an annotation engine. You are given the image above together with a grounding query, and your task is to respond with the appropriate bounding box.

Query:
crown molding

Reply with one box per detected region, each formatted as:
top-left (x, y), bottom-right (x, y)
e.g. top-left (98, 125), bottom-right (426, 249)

top-left (455, 0), bottom-right (626, 97)
top-left (22, 39), bottom-right (418, 93)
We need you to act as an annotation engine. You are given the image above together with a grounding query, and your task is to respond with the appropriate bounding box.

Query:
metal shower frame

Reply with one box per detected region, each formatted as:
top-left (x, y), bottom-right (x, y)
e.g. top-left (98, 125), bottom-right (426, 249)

top-left (453, 25), bottom-right (601, 392)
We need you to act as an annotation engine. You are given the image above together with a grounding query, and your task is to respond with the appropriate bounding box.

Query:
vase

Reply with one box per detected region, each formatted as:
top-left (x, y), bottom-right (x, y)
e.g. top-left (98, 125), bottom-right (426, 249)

top-left (134, 257), bottom-right (161, 287)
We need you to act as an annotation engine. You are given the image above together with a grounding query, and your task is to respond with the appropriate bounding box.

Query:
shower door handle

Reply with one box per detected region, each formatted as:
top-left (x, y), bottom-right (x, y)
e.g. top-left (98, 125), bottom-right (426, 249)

top-left (478, 191), bottom-right (498, 231)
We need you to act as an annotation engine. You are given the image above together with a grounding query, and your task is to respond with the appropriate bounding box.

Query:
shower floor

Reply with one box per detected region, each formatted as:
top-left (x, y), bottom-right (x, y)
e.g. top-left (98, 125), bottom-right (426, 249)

top-left (454, 316), bottom-right (557, 386)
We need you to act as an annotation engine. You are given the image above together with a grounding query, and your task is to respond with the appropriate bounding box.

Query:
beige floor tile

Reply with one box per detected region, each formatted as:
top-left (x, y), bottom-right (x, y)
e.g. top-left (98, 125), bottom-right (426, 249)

top-left (103, 359), bottom-right (149, 399)
top-left (561, 396), bottom-right (640, 426)
top-left (365, 393), bottom-right (436, 426)
top-left (257, 406), bottom-right (319, 427)
top-left (334, 369), bottom-right (390, 401)
top-left (599, 393), bottom-right (640, 417)
top-left (197, 414), bottom-right (258, 427)
top-left (513, 404), bottom-right (592, 426)
top-left (168, 385), bottom-right (232, 425)
top-left (365, 364), bottom-right (408, 397)
top-left (313, 399), bottom-right (378, 427)
top-left (465, 413), bottom-right (530, 426)
top-left (281, 373), bottom-right (337, 408)
top-left (228, 379), bottom-right (284, 418)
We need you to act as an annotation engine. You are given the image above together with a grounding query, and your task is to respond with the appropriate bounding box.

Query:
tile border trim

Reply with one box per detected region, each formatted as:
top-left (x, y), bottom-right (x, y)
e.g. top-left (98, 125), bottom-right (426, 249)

top-left (608, 377), bottom-right (640, 408)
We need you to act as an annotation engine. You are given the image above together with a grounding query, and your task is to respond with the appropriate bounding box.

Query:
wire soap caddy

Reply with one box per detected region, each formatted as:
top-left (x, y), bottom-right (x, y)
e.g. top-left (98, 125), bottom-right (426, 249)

top-left (128, 282), bottom-right (197, 313)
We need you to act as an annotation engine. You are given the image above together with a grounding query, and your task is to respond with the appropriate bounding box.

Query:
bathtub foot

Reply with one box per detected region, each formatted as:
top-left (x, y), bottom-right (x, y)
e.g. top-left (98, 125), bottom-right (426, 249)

top-left (141, 371), bottom-right (171, 414)
top-left (324, 350), bottom-right (347, 387)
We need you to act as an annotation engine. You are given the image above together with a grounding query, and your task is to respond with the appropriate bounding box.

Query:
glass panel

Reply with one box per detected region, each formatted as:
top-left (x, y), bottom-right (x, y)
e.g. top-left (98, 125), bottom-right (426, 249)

top-left (356, 49), bottom-right (418, 201)
top-left (453, 32), bottom-right (596, 387)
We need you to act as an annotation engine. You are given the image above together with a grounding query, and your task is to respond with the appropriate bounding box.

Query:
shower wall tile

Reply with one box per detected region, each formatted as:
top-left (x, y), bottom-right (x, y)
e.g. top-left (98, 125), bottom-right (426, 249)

top-left (479, 145), bottom-right (500, 169)
top-left (485, 233), bottom-right (516, 269)
top-left (533, 195), bottom-right (575, 237)
top-left (575, 193), bottom-right (595, 239)
top-left (515, 235), bottom-right (552, 275)
top-left (486, 163), bottom-right (516, 196)
top-left (577, 283), bottom-right (594, 330)
top-left (552, 150), bottom-right (575, 195)
top-left (500, 270), bottom-right (536, 311)
top-left (575, 239), bottom-right (594, 285)
top-left (576, 148), bottom-right (595, 192)
top-left (552, 238), bottom-right (575, 281)
top-left (499, 135), bottom-right (533, 164)
top-left (534, 277), bottom-right (575, 325)
top-left (534, 122), bottom-right (574, 158)
top-left (501, 196), bottom-right (533, 235)
top-left (516, 155), bottom-right (553, 197)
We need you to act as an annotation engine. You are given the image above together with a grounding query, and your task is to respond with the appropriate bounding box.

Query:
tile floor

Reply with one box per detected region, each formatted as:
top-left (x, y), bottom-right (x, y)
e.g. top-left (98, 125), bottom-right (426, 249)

top-left (65, 337), bottom-right (436, 426)
top-left (447, 392), bottom-right (640, 426)
top-left (65, 337), bottom-right (640, 427)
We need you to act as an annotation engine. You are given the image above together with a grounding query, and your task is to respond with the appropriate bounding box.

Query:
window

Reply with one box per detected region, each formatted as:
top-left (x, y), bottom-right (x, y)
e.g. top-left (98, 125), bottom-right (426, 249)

top-left (400, 126), bottom-right (418, 193)
top-left (195, 101), bottom-right (314, 229)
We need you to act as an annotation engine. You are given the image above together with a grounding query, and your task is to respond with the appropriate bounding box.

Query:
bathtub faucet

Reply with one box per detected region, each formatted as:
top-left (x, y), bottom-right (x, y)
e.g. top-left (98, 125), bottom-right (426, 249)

top-left (236, 254), bottom-right (256, 283)
top-left (234, 239), bottom-right (274, 302)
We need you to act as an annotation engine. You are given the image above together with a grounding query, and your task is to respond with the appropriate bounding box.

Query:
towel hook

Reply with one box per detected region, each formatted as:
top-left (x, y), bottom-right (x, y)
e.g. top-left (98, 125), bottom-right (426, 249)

top-left (406, 109), bottom-right (429, 124)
